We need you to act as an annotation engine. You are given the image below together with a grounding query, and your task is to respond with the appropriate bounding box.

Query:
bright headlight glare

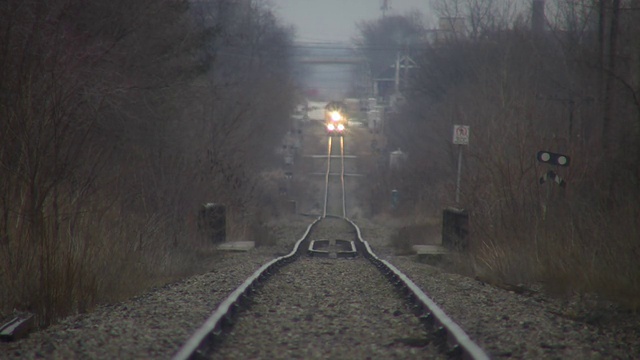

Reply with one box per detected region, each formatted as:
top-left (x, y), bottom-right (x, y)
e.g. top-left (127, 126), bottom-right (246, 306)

top-left (327, 123), bottom-right (335, 131)
top-left (330, 111), bottom-right (342, 121)
top-left (337, 124), bottom-right (345, 131)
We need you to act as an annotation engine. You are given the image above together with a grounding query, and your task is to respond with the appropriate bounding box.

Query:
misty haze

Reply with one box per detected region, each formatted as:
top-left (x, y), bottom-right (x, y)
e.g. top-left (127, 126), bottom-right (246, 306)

top-left (1, 1), bottom-right (638, 359)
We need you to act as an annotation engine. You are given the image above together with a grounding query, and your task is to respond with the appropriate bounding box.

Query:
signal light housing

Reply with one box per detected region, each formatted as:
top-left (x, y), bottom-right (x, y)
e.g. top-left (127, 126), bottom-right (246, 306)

top-left (536, 151), bottom-right (570, 167)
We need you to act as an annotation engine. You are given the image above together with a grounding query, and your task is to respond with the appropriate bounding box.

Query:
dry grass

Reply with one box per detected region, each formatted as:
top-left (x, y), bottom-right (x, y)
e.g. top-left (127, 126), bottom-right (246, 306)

top-left (467, 200), bottom-right (640, 310)
top-left (0, 202), bottom-right (222, 326)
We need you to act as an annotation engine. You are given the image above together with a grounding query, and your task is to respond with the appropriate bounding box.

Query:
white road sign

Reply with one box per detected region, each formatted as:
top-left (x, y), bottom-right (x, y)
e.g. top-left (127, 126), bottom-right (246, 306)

top-left (453, 125), bottom-right (470, 145)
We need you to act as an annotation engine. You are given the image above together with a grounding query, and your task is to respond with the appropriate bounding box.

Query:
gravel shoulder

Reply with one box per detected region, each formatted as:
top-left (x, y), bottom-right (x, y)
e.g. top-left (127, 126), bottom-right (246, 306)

top-left (1, 216), bottom-right (638, 359)
top-left (0, 218), bottom-right (309, 360)
top-left (356, 218), bottom-right (640, 360)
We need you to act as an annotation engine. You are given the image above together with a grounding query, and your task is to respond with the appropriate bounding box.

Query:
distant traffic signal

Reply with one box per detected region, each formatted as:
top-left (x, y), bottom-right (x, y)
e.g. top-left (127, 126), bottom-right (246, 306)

top-left (536, 151), bottom-right (570, 167)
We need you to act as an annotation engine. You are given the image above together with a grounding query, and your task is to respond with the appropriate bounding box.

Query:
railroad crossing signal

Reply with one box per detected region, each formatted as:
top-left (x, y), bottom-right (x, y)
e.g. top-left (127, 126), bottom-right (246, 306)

top-left (537, 150), bottom-right (569, 187)
top-left (536, 151), bottom-right (570, 166)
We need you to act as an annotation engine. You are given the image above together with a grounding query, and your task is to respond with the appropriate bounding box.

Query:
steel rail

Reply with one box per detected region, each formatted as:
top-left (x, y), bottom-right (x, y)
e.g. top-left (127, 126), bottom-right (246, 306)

top-left (175, 135), bottom-right (486, 359)
top-left (346, 218), bottom-right (490, 360)
top-left (175, 215), bottom-right (489, 360)
top-left (322, 136), bottom-right (332, 218)
top-left (340, 136), bottom-right (347, 218)
top-left (323, 135), bottom-right (347, 218)
top-left (172, 218), bottom-right (320, 360)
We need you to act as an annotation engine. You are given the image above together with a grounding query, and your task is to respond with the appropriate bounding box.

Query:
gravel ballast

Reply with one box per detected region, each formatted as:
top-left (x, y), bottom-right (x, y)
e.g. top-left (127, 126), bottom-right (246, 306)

top-left (209, 218), bottom-right (442, 359)
top-left (1, 216), bottom-right (638, 359)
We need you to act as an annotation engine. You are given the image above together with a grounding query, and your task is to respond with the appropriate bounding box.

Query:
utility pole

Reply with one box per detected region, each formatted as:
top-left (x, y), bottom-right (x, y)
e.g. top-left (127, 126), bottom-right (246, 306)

top-left (394, 52), bottom-right (417, 95)
top-left (381, 0), bottom-right (390, 18)
top-left (531, 0), bottom-right (545, 34)
top-left (394, 52), bottom-right (400, 94)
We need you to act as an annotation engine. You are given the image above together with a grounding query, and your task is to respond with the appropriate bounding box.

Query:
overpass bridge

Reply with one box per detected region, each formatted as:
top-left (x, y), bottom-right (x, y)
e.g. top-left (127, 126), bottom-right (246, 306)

top-left (295, 56), bottom-right (367, 65)
top-left (292, 42), bottom-right (370, 99)
top-left (292, 42), bottom-right (366, 65)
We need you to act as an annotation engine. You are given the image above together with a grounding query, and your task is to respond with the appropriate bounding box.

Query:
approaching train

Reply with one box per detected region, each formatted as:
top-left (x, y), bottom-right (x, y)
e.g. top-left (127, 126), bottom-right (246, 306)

top-left (324, 101), bottom-right (348, 136)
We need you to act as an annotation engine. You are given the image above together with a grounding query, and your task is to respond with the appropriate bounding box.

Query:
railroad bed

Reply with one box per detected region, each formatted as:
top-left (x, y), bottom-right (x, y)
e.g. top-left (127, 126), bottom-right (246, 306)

top-left (208, 218), bottom-right (442, 359)
top-left (1, 217), bottom-right (638, 359)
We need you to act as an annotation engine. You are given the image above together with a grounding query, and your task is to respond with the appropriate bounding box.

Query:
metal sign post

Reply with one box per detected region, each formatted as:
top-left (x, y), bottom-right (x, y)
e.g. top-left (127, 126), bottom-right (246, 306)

top-left (536, 150), bottom-right (570, 220)
top-left (453, 125), bottom-right (469, 205)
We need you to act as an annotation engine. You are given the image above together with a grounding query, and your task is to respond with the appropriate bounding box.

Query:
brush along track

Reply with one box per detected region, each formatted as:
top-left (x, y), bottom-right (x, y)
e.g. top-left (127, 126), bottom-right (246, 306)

top-left (4, 217), bottom-right (638, 359)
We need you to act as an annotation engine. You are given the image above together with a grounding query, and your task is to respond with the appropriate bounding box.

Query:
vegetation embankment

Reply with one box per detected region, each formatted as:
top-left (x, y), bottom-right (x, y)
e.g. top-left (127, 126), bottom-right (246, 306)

top-left (0, 0), bottom-right (297, 326)
top-left (360, 1), bottom-right (640, 308)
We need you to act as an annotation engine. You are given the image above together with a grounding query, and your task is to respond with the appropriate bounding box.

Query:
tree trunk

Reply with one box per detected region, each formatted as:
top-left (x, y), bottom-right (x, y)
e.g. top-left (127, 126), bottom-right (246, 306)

top-left (602, 0), bottom-right (620, 154)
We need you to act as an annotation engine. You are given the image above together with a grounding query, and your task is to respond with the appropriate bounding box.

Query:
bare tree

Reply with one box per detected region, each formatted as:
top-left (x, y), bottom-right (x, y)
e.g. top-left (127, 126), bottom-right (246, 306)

top-left (0, 0), bottom-right (297, 324)
top-left (392, 0), bottom-right (640, 300)
top-left (430, 0), bottom-right (523, 39)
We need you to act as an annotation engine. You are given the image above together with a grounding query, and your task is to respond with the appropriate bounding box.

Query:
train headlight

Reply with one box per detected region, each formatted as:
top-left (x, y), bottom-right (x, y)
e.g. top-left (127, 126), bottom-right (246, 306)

top-left (330, 111), bottom-right (342, 122)
top-left (337, 124), bottom-right (345, 131)
top-left (327, 123), bottom-right (336, 131)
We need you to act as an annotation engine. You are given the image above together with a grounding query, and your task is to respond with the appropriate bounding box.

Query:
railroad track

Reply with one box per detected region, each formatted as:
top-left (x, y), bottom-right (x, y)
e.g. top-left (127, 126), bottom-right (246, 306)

top-left (322, 135), bottom-right (346, 218)
top-left (174, 135), bottom-right (489, 360)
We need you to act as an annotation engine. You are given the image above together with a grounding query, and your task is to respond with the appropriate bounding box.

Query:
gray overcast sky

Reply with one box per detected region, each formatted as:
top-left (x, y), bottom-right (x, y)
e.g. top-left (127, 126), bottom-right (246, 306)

top-left (270, 0), bottom-right (434, 43)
